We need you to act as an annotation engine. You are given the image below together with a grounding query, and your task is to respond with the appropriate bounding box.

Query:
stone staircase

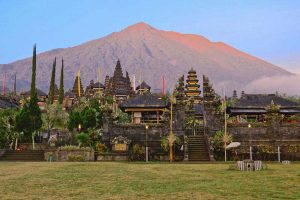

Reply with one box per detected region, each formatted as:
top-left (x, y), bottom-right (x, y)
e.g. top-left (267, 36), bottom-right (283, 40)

top-left (188, 134), bottom-right (210, 161)
top-left (0, 150), bottom-right (45, 161)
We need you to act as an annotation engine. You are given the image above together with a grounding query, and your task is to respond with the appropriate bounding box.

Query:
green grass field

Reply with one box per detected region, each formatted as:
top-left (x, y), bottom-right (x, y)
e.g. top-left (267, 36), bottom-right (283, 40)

top-left (0, 162), bottom-right (299, 200)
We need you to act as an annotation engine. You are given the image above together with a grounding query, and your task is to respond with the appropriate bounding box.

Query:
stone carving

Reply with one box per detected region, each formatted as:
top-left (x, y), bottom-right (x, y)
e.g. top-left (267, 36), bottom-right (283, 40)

top-left (110, 136), bottom-right (131, 152)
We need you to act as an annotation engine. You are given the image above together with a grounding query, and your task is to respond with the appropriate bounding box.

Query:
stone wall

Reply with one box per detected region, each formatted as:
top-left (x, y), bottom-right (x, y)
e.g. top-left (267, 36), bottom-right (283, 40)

top-left (204, 107), bottom-right (224, 136)
top-left (104, 123), bottom-right (168, 143)
top-left (44, 149), bottom-right (94, 161)
top-left (228, 123), bottom-right (300, 146)
top-left (0, 149), bottom-right (5, 158)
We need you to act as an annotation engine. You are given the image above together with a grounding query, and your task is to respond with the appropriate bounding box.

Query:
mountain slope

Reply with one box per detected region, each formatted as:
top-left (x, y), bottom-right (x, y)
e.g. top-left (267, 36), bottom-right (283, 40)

top-left (0, 22), bottom-right (292, 94)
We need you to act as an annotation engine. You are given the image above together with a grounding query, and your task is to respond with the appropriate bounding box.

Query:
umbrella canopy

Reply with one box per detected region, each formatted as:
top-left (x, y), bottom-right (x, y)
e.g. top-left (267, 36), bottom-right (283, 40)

top-left (226, 142), bottom-right (241, 149)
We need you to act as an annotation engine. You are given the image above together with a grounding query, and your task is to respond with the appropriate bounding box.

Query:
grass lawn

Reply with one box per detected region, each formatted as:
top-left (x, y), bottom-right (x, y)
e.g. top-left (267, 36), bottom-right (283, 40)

top-left (0, 162), bottom-right (299, 200)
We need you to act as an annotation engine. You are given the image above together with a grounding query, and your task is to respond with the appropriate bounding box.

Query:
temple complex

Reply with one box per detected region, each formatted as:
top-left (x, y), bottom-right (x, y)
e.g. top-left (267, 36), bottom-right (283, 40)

top-left (228, 93), bottom-right (300, 123)
top-left (105, 60), bottom-right (133, 102)
top-left (3, 59), bottom-right (299, 162)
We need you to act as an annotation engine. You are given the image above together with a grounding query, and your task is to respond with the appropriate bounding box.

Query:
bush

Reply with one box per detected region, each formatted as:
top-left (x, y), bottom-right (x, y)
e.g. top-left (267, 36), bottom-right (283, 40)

top-left (96, 142), bottom-right (107, 152)
top-left (130, 144), bottom-right (145, 161)
top-left (67, 155), bottom-right (84, 162)
top-left (76, 133), bottom-right (90, 147)
top-left (59, 145), bottom-right (92, 151)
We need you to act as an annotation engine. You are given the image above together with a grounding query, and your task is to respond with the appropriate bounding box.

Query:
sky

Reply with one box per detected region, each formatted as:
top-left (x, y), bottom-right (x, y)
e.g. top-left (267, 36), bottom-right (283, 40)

top-left (0, 0), bottom-right (300, 73)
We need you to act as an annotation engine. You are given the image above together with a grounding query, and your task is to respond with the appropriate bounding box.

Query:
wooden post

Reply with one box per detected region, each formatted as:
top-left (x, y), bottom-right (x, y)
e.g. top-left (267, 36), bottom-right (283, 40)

top-left (132, 112), bottom-right (134, 123)
top-left (156, 111), bottom-right (159, 124)
top-left (169, 94), bottom-right (174, 162)
top-left (169, 142), bottom-right (173, 162)
top-left (224, 86), bottom-right (227, 162)
top-left (278, 146), bottom-right (281, 163)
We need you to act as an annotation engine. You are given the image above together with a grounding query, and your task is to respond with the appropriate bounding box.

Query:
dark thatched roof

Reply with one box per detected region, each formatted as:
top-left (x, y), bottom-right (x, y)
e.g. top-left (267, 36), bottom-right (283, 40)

top-left (21, 88), bottom-right (47, 97)
top-left (116, 88), bottom-right (131, 95)
top-left (120, 94), bottom-right (167, 109)
top-left (0, 96), bottom-right (19, 109)
top-left (136, 81), bottom-right (151, 90)
top-left (232, 94), bottom-right (298, 108)
top-left (91, 82), bottom-right (105, 89)
top-left (228, 94), bottom-right (300, 115)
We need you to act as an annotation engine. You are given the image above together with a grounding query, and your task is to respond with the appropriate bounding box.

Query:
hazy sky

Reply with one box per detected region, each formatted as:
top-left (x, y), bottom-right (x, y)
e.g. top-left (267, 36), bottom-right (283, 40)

top-left (1, 0), bottom-right (299, 72)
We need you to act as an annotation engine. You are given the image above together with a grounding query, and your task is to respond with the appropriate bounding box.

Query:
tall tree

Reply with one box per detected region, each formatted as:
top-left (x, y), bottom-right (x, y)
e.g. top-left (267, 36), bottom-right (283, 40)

top-left (58, 58), bottom-right (64, 104)
top-left (48, 57), bottom-right (56, 104)
top-left (30, 44), bottom-right (37, 98)
top-left (16, 45), bottom-right (42, 149)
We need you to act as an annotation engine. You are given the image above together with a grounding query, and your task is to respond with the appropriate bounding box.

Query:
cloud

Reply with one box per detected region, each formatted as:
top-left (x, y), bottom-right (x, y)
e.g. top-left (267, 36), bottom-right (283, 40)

top-left (244, 75), bottom-right (300, 96)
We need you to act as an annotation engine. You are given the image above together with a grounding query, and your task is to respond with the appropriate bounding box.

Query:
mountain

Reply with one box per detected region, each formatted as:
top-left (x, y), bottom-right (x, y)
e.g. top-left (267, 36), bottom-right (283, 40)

top-left (0, 22), bottom-right (293, 94)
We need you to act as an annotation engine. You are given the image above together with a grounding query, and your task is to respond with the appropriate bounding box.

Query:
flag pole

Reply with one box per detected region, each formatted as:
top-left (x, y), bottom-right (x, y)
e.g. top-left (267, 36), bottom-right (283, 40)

top-left (162, 75), bottom-right (165, 96)
top-left (132, 74), bottom-right (136, 92)
top-left (139, 68), bottom-right (141, 95)
top-left (224, 85), bottom-right (227, 162)
top-left (77, 70), bottom-right (81, 97)
top-left (98, 67), bottom-right (101, 100)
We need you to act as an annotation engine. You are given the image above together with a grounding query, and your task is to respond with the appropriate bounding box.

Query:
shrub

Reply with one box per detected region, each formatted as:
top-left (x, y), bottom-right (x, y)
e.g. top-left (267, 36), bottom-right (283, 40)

top-left (130, 144), bottom-right (145, 161)
top-left (67, 155), bottom-right (84, 162)
top-left (59, 145), bottom-right (92, 151)
top-left (76, 133), bottom-right (90, 147)
top-left (96, 142), bottom-right (107, 153)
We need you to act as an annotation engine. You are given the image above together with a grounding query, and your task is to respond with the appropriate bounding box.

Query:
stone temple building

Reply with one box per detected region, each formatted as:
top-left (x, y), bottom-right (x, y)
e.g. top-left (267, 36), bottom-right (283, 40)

top-left (104, 60), bottom-right (133, 102)
top-left (103, 68), bottom-right (222, 161)
top-left (103, 66), bottom-right (300, 162)
top-left (85, 80), bottom-right (105, 98)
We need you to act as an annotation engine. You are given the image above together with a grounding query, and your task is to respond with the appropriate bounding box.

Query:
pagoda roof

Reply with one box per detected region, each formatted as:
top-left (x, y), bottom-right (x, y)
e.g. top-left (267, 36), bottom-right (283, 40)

top-left (230, 94), bottom-right (299, 108)
top-left (64, 90), bottom-right (76, 98)
top-left (0, 95), bottom-right (19, 109)
top-left (188, 68), bottom-right (196, 73)
top-left (115, 88), bottom-right (131, 95)
top-left (120, 94), bottom-right (167, 109)
top-left (136, 81), bottom-right (151, 90)
top-left (91, 82), bottom-right (105, 89)
top-left (186, 84), bottom-right (200, 88)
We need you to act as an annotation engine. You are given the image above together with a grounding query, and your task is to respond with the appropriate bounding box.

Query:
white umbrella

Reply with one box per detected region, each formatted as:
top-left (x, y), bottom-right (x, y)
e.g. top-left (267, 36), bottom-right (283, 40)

top-left (226, 142), bottom-right (241, 149)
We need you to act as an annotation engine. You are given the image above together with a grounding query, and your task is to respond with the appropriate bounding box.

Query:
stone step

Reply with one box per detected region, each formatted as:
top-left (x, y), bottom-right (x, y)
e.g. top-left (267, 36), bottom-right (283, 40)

top-left (1, 150), bottom-right (44, 161)
top-left (188, 135), bottom-right (210, 162)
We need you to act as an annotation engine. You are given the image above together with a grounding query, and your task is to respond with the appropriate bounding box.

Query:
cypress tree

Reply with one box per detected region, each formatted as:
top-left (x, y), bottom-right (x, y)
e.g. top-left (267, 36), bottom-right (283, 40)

top-left (16, 45), bottom-right (42, 147)
top-left (30, 44), bottom-right (37, 98)
top-left (48, 57), bottom-right (56, 104)
top-left (58, 58), bottom-right (64, 104)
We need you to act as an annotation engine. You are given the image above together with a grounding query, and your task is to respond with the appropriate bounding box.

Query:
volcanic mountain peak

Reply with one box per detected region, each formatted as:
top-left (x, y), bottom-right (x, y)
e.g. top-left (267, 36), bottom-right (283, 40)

top-left (0, 22), bottom-right (292, 94)
top-left (121, 22), bottom-right (259, 61)
top-left (120, 22), bottom-right (158, 35)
